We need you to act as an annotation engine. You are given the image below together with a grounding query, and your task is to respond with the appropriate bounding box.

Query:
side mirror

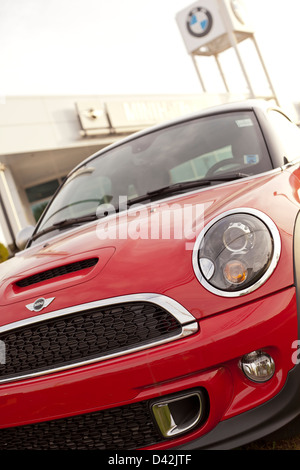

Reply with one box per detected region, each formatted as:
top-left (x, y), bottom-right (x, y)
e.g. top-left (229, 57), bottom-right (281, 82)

top-left (16, 226), bottom-right (35, 250)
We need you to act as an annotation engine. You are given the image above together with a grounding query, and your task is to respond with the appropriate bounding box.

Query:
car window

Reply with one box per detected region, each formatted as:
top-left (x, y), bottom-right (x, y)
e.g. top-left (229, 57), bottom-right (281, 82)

top-left (268, 109), bottom-right (300, 161)
top-left (170, 145), bottom-right (232, 183)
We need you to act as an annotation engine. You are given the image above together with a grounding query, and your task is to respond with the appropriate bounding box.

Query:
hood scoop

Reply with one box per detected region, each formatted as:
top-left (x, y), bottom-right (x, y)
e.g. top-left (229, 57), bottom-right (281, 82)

top-left (15, 258), bottom-right (99, 288)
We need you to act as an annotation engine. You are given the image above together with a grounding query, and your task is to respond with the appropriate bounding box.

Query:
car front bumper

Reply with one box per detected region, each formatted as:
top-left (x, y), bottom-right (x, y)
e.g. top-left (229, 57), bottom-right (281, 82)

top-left (0, 286), bottom-right (298, 450)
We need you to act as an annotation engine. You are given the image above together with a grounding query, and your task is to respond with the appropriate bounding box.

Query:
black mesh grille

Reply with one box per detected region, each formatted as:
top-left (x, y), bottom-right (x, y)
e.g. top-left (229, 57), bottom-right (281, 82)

top-left (15, 258), bottom-right (98, 288)
top-left (0, 399), bottom-right (163, 450)
top-left (0, 302), bottom-right (182, 382)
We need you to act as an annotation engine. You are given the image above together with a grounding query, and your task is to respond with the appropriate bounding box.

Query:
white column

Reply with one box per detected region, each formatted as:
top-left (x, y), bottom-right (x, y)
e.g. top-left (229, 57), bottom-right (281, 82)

top-left (0, 163), bottom-right (29, 247)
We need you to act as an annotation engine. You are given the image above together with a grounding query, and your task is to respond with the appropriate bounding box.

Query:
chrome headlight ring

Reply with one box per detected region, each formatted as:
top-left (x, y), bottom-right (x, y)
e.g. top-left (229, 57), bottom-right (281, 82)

top-left (192, 208), bottom-right (281, 297)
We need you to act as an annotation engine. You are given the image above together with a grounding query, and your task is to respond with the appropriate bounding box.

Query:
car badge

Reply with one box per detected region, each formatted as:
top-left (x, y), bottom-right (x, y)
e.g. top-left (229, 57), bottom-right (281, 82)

top-left (26, 297), bottom-right (55, 312)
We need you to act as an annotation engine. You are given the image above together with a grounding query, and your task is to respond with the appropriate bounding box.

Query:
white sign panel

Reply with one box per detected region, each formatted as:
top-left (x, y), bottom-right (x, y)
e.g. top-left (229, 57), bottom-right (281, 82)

top-left (223, 0), bottom-right (254, 33)
top-left (176, 0), bottom-right (253, 54)
top-left (176, 0), bottom-right (227, 54)
top-left (75, 100), bottom-right (110, 133)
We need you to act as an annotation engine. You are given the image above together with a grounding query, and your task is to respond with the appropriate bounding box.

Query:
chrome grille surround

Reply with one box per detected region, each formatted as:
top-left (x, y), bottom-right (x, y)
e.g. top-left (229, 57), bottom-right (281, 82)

top-left (0, 294), bottom-right (198, 384)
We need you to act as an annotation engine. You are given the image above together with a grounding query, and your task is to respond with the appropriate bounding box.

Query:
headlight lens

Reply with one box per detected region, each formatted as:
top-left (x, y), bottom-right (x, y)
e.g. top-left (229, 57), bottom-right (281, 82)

top-left (193, 209), bottom-right (281, 297)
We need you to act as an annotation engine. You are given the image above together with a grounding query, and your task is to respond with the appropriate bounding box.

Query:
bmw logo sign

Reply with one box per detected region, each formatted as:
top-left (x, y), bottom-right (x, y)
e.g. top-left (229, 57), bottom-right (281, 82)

top-left (186, 7), bottom-right (213, 38)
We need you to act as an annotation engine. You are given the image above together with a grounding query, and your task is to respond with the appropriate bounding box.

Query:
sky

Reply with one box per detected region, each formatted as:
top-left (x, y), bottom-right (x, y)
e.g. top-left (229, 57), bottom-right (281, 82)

top-left (0, 0), bottom-right (300, 109)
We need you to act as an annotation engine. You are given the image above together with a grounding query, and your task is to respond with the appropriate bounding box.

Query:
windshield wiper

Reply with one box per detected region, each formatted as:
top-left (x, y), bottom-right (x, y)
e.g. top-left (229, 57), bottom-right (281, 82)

top-left (30, 173), bottom-right (249, 244)
top-left (30, 214), bottom-right (99, 243)
top-left (127, 173), bottom-right (249, 206)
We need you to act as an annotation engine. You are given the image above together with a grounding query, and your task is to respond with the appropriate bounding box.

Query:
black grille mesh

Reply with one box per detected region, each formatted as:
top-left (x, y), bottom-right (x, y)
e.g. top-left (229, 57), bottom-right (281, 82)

top-left (15, 258), bottom-right (98, 288)
top-left (0, 399), bottom-right (163, 450)
top-left (0, 302), bottom-right (182, 382)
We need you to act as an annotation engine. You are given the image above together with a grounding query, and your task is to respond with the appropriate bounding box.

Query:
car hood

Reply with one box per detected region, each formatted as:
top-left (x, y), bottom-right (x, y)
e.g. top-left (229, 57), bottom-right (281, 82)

top-left (0, 170), bottom-right (298, 318)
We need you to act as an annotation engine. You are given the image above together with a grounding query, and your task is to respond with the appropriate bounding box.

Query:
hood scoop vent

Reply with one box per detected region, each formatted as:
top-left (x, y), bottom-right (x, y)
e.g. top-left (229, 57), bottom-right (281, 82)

top-left (15, 258), bottom-right (98, 288)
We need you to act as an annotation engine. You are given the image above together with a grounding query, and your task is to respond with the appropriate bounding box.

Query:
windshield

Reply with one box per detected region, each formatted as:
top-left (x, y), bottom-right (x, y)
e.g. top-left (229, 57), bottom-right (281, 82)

top-left (34, 111), bottom-right (272, 239)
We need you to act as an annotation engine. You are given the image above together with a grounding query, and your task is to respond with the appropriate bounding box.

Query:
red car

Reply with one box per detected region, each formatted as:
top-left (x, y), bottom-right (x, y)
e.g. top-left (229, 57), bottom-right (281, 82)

top-left (1, 99), bottom-right (300, 450)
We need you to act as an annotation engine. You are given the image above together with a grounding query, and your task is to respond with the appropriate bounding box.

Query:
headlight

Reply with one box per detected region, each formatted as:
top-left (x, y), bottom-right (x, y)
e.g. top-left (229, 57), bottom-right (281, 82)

top-left (192, 208), bottom-right (281, 297)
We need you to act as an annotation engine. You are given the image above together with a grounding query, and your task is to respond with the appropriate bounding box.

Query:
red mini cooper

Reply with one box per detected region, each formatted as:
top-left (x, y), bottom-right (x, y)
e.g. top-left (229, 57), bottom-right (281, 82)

top-left (1, 99), bottom-right (300, 450)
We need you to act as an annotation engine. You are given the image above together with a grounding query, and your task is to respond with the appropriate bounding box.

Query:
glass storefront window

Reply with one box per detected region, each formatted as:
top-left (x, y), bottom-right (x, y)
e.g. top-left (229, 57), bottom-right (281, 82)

top-left (25, 179), bottom-right (62, 222)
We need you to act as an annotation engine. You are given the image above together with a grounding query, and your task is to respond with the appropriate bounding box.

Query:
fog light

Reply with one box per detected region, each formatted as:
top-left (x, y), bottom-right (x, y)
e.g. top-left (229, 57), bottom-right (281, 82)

top-left (241, 350), bottom-right (275, 383)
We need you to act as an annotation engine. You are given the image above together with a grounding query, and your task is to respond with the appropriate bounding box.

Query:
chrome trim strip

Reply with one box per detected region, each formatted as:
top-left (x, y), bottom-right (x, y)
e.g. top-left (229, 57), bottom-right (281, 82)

top-left (192, 207), bottom-right (281, 298)
top-left (0, 294), bottom-right (195, 333)
top-left (0, 294), bottom-right (198, 384)
top-left (151, 390), bottom-right (203, 438)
